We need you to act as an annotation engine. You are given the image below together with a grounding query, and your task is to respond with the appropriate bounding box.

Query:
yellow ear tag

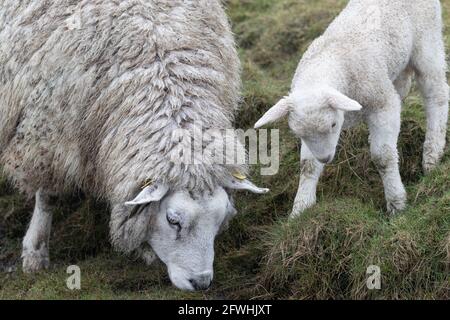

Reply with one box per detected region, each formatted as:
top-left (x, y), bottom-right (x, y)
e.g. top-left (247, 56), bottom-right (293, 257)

top-left (141, 179), bottom-right (153, 189)
top-left (232, 172), bottom-right (247, 181)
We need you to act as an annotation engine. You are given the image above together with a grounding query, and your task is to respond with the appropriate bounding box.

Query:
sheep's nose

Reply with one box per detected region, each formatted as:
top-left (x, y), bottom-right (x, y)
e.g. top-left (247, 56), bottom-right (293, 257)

top-left (318, 155), bottom-right (333, 164)
top-left (189, 272), bottom-right (213, 291)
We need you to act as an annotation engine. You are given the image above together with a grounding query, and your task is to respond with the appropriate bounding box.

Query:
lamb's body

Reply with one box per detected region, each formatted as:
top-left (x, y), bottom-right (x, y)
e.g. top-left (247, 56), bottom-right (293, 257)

top-left (279, 0), bottom-right (448, 215)
top-left (293, 0), bottom-right (445, 109)
top-left (0, 0), bottom-right (246, 275)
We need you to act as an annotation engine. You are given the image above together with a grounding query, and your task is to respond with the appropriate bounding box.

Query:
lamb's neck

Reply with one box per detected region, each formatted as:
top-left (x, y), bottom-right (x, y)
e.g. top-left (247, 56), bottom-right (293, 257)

top-left (291, 59), bottom-right (349, 95)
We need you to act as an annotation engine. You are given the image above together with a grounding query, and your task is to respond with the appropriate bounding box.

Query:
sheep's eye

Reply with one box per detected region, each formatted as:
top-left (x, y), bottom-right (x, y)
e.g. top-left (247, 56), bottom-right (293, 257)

top-left (166, 210), bottom-right (182, 231)
top-left (331, 122), bottom-right (337, 128)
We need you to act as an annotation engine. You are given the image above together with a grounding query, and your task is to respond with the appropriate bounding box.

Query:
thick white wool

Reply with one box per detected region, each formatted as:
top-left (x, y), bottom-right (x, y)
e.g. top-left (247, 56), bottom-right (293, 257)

top-left (0, 0), bottom-right (245, 204)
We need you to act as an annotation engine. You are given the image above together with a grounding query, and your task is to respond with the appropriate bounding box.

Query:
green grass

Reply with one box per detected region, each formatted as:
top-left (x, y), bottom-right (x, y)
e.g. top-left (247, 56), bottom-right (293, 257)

top-left (1, 0), bottom-right (449, 300)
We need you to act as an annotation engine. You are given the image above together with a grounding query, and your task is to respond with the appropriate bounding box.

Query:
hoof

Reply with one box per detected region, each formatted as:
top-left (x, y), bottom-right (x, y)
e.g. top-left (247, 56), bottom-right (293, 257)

top-left (22, 247), bottom-right (50, 273)
top-left (423, 149), bottom-right (444, 175)
top-left (290, 200), bottom-right (316, 218)
top-left (289, 211), bottom-right (303, 219)
top-left (386, 198), bottom-right (406, 216)
top-left (423, 161), bottom-right (439, 175)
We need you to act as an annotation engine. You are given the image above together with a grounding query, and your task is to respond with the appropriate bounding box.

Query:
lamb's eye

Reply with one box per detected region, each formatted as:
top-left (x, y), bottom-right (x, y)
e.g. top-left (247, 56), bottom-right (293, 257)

top-left (331, 122), bottom-right (337, 128)
top-left (166, 210), bottom-right (182, 231)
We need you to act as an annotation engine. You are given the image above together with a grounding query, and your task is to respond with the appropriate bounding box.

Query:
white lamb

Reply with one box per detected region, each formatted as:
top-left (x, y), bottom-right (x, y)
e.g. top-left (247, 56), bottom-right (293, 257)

top-left (0, 0), bottom-right (268, 291)
top-left (255, 0), bottom-right (449, 216)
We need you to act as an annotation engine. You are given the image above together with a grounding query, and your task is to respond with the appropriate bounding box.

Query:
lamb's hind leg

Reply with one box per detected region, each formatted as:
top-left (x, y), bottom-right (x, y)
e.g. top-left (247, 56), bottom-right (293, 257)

top-left (291, 142), bottom-right (324, 217)
top-left (368, 92), bottom-right (407, 215)
top-left (22, 189), bottom-right (53, 273)
top-left (412, 30), bottom-right (449, 173)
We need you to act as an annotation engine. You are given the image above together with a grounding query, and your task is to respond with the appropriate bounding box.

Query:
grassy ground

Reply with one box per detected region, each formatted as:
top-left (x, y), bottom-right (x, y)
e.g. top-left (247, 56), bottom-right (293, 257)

top-left (0, 0), bottom-right (449, 300)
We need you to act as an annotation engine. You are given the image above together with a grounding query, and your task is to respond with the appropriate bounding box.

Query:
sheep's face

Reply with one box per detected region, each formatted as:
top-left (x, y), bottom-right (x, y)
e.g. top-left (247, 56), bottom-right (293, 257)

top-left (255, 87), bottom-right (362, 163)
top-left (147, 187), bottom-right (233, 291)
top-left (123, 179), bottom-right (268, 291)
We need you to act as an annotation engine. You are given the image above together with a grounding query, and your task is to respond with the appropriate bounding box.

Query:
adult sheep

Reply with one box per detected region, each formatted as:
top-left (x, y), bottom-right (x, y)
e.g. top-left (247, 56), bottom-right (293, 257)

top-left (0, 0), bottom-right (268, 291)
top-left (255, 0), bottom-right (449, 216)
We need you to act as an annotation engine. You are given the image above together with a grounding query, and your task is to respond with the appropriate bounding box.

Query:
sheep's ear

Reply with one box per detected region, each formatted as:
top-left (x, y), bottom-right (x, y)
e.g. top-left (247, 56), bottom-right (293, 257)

top-left (125, 184), bottom-right (169, 206)
top-left (254, 97), bottom-right (293, 129)
top-left (224, 178), bottom-right (269, 194)
top-left (328, 90), bottom-right (363, 112)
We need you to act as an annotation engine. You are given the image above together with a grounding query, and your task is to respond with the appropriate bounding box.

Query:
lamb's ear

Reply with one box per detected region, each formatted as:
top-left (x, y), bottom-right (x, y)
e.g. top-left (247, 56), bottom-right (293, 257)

top-left (328, 90), bottom-right (363, 112)
top-left (254, 97), bottom-right (293, 129)
top-left (125, 184), bottom-right (169, 206)
top-left (224, 177), bottom-right (269, 194)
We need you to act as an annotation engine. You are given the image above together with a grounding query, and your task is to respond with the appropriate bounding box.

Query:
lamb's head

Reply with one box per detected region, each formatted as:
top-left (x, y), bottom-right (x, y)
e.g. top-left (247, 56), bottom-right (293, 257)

top-left (255, 87), bottom-right (362, 163)
top-left (121, 179), bottom-right (268, 291)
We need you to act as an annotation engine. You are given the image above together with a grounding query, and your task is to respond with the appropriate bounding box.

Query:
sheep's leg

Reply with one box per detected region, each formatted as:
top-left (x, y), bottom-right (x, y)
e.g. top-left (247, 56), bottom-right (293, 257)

top-left (412, 38), bottom-right (449, 173)
top-left (22, 189), bottom-right (53, 273)
top-left (368, 96), bottom-right (407, 215)
top-left (291, 142), bottom-right (324, 217)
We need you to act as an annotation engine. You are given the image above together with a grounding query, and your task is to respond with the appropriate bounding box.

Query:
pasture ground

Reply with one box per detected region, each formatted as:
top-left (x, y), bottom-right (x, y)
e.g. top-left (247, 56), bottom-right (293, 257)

top-left (1, 0), bottom-right (449, 299)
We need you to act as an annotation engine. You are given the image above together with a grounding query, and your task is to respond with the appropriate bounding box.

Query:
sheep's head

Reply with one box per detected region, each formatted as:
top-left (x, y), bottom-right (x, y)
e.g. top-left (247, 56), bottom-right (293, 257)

top-left (255, 87), bottom-right (362, 163)
top-left (119, 179), bottom-right (268, 291)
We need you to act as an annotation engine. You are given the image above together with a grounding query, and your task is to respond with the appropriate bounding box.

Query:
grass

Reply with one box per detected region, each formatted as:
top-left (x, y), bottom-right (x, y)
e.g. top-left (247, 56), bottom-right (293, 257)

top-left (0, 0), bottom-right (449, 300)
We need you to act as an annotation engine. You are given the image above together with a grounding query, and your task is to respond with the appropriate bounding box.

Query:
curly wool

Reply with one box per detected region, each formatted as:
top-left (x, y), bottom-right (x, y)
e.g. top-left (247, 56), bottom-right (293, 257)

top-left (0, 0), bottom-right (245, 204)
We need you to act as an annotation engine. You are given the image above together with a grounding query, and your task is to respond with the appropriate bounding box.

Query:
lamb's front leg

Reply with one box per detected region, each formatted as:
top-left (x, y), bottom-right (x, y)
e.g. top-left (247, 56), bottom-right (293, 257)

top-left (291, 142), bottom-right (324, 217)
top-left (22, 189), bottom-right (53, 273)
top-left (367, 99), bottom-right (407, 215)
